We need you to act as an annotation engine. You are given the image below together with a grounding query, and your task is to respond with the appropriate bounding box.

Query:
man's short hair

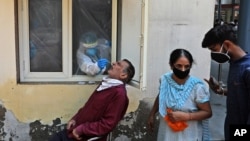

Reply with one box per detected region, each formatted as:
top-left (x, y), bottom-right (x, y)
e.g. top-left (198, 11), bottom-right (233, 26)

top-left (202, 24), bottom-right (238, 48)
top-left (123, 59), bottom-right (135, 83)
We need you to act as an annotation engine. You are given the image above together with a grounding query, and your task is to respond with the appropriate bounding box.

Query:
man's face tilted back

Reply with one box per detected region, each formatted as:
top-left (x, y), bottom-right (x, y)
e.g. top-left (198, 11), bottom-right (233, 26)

top-left (107, 60), bottom-right (128, 81)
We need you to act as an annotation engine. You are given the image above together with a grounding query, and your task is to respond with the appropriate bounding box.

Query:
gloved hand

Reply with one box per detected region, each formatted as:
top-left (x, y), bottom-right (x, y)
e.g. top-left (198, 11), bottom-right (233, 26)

top-left (97, 58), bottom-right (109, 70)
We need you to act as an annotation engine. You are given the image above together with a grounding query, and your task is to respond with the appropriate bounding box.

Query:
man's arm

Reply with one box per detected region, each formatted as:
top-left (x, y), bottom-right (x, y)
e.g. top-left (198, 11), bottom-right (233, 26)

top-left (77, 50), bottom-right (100, 76)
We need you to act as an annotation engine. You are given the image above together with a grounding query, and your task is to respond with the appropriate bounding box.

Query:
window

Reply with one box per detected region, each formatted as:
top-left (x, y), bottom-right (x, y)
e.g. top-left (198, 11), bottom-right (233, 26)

top-left (18, 0), bottom-right (147, 90)
top-left (18, 0), bottom-right (114, 82)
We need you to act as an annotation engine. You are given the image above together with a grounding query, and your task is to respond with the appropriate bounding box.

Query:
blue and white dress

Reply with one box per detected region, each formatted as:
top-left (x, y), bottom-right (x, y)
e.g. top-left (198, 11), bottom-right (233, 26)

top-left (158, 72), bottom-right (210, 141)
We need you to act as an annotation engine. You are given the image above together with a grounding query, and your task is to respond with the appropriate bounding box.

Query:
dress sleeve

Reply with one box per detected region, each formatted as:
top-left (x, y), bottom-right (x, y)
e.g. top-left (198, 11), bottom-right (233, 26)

top-left (77, 47), bottom-right (100, 76)
top-left (194, 83), bottom-right (210, 104)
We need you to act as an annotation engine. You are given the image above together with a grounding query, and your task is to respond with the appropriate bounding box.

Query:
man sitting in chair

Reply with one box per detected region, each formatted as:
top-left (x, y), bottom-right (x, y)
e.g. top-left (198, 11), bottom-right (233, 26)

top-left (49, 59), bottom-right (135, 141)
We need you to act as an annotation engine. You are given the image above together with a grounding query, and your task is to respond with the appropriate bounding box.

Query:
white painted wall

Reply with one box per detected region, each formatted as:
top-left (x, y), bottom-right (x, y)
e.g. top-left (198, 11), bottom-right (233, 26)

top-left (144, 0), bottom-right (215, 96)
top-left (0, 0), bottom-right (215, 140)
top-left (0, 0), bottom-right (215, 116)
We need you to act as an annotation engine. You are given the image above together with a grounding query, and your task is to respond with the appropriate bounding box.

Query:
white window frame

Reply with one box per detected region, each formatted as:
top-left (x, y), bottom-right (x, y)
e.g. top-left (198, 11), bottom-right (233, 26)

top-left (118, 0), bottom-right (148, 90)
top-left (18, 0), bottom-right (147, 91)
top-left (18, 0), bottom-right (117, 82)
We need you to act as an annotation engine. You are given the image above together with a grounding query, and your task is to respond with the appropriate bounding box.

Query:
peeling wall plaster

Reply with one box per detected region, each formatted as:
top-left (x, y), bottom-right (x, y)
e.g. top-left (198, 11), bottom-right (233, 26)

top-left (0, 78), bottom-right (144, 141)
top-left (0, 80), bottom-right (141, 125)
top-left (0, 98), bottom-right (157, 141)
top-left (0, 0), bottom-right (214, 140)
top-left (0, 79), bottom-right (96, 124)
top-left (111, 98), bottom-right (159, 141)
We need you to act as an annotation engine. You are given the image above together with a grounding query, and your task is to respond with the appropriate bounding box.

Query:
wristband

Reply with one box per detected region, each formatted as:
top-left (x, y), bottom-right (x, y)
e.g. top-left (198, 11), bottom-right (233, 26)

top-left (217, 87), bottom-right (224, 96)
top-left (221, 87), bottom-right (224, 96)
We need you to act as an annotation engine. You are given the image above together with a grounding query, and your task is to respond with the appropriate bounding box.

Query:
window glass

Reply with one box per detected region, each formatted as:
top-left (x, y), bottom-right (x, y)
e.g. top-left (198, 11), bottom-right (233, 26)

top-left (72, 0), bottom-right (112, 76)
top-left (29, 0), bottom-right (62, 72)
top-left (18, 0), bottom-right (145, 85)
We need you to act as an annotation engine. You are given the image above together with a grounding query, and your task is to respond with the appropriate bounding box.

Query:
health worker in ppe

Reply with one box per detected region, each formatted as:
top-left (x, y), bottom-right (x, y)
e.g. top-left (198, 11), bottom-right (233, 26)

top-left (77, 32), bottom-right (111, 76)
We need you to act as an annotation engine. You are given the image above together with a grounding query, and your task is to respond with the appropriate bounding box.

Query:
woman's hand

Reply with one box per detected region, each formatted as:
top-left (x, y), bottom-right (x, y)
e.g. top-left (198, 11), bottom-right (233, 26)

top-left (167, 110), bottom-right (189, 122)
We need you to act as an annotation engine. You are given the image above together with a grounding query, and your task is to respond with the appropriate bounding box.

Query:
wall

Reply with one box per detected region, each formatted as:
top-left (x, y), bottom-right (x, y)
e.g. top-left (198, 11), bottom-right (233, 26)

top-left (0, 0), bottom-right (214, 140)
top-left (145, 0), bottom-right (214, 97)
top-left (111, 0), bottom-right (214, 140)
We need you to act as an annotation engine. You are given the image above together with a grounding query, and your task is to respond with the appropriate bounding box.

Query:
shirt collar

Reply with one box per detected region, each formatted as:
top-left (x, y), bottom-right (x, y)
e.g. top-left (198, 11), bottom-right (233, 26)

top-left (96, 76), bottom-right (123, 91)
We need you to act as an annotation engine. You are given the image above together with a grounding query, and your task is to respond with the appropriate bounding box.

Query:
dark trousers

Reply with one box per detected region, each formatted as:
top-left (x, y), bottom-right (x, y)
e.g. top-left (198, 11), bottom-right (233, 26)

top-left (49, 129), bottom-right (75, 141)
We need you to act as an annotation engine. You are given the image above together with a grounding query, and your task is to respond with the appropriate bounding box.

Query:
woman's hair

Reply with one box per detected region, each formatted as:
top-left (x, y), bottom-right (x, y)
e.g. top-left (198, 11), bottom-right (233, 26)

top-left (169, 49), bottom-right (194, 67)
top-left (202, 24), bottom-right (238, 47)
top-left (122, 59), bottom-right (135, 83)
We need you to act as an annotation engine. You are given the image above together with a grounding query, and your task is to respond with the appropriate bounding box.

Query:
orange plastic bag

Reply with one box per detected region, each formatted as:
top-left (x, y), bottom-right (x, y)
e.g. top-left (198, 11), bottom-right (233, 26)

top-left (164, 108), bottom-right (188, 132)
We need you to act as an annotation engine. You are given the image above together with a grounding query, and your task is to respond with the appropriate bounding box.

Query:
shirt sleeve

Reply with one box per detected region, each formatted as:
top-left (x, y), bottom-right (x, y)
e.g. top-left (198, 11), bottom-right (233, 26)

top-left (194, 83), bottom-right (210, 104)
top-left (74, 90), bottom-right (128, 137)
top-left (77, 49), bottom-right (100, 76)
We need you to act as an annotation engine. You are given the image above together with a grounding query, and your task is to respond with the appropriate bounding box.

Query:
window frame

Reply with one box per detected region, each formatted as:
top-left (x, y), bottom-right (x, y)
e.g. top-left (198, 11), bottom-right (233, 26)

top-left (17, 0), bottom-right (148, 91)
top-left (18, 0), bottom-right (117, 82)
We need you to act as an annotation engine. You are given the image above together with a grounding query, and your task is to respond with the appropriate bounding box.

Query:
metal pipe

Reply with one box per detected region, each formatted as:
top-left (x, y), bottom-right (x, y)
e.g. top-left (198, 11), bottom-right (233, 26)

top-left (217, 0), bottom-right (221, 21)
top-left (217, 0), bottom-right (223, 83)
top-left (218, 64), bottom-right (222, 82)
top-left (231, 0), bottom-right (235, 21)
top-left (238, 0), bottom-right (250, 53)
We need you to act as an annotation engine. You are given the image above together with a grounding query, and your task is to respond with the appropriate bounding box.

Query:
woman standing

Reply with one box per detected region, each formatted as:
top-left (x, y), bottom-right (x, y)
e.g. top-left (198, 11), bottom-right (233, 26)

top-left (147, 49), bottom-right (212, 141)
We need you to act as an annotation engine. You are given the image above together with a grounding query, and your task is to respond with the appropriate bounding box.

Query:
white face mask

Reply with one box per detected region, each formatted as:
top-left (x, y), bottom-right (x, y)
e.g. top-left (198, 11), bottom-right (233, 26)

top-left (211, 44), bottom-right (230, 63)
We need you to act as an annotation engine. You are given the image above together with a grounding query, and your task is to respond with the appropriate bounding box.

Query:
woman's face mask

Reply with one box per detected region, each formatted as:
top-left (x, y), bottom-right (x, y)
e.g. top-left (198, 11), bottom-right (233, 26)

top-left (211, 44), bottom-right (230, 63)
top-left (173, 67), bottom-right (190, 79)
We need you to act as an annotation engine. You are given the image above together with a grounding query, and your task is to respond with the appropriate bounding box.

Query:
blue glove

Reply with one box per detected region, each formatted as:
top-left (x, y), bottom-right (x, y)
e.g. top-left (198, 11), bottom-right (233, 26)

top-left (97, 58), bottom-right (109, 69)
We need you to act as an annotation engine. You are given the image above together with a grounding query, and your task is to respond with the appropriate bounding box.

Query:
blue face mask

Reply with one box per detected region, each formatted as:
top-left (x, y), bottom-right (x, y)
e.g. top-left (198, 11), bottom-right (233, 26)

top-left (211, 44), bottom-right (230, 63)
top-left (85, 48), bottom-right (97, 57)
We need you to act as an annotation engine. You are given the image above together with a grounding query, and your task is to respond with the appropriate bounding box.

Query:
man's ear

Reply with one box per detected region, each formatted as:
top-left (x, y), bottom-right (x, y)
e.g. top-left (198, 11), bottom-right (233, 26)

top-left (120, 73), bottom-right (128, 80)
top-left (223, 40), bottom-right (233, 50)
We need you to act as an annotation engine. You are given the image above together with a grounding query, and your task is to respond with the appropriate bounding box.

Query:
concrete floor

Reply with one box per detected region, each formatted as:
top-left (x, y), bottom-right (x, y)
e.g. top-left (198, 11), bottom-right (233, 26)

top-left (208, 61), bottom-right (229, 141)
top-left (209, 90), bottom-right (226, 140)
